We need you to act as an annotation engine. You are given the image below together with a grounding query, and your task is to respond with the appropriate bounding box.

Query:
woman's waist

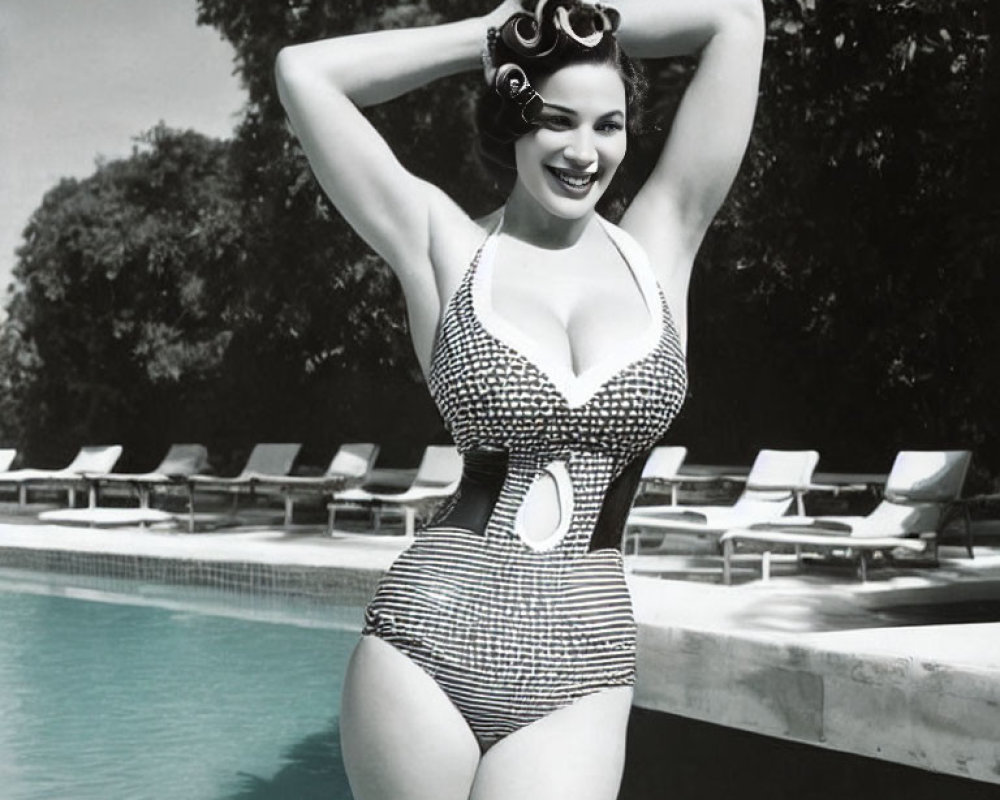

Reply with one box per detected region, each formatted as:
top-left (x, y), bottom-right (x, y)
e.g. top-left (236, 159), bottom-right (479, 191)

top-left (425, 445), bottom-right (640, 551)
top-left (380, 530), bottom-right (629, 601)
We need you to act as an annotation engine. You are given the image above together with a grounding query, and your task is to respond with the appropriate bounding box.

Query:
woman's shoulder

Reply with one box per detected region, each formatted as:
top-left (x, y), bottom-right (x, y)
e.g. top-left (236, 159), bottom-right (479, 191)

top-left (432, 204), bottom-right (501, 252)
top-left (597, 215), bottom-right (652, 268)
top-left (424, 203), bottom-right (499, 270)
top-left (424, 206), bottom-right (504, 298)
top-left (473, 207), bottom-right (505, 236)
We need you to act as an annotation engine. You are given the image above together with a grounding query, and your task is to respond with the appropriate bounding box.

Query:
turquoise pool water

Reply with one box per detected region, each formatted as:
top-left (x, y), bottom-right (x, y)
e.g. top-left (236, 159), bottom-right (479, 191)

top-left (0, 569), bottom-right (358, 800)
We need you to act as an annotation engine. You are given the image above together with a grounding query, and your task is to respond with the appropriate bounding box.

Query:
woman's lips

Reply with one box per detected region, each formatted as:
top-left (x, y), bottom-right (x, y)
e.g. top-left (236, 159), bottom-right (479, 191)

top-left (545, 166), bottom-right (598, 196)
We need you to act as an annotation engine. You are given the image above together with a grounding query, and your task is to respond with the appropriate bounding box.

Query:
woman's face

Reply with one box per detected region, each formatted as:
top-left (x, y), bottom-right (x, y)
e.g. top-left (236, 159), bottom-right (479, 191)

top-left (513, 62), bottom-right (628, 220)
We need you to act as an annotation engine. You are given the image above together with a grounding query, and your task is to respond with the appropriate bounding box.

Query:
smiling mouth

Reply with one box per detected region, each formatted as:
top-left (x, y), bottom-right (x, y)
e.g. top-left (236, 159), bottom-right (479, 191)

top-left (546, 166), bottom-right (598, 192)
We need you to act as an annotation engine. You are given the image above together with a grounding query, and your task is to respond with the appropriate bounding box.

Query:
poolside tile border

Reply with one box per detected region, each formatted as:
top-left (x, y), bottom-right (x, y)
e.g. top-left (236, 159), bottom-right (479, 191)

top-left (0, 546), bottom-right (381, 605)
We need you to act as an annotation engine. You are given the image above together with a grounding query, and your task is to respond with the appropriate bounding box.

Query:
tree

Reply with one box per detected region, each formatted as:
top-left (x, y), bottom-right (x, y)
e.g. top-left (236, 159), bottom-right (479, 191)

top-left (0, 127), bottom-right (243, 467)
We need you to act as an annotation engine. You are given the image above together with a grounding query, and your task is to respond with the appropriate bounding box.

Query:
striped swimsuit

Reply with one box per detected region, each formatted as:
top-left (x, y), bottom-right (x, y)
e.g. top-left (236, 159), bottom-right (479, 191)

top-left (362, 217), bottom-right (687, 751)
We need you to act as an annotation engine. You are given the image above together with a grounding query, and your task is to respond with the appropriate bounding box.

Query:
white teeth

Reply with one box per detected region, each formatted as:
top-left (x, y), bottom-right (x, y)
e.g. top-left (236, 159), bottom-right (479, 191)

top-left (551, 168), bottom-right (594, 188)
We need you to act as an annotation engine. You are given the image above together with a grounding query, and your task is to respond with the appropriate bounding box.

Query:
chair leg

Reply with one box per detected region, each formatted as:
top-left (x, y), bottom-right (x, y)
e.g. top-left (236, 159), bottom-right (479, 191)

top-left (187, 484), bottom-right (196, 534)
top-left (761, 550), bottom-right (771, 582)
top-left (722, 539), bottom-right (734, 585)
top-left (404, 507), bottom-right (416, 537)
top-left (963, 505), bottom-right (974, 559)
top-left (327, 504), bottom-right (336, 536)
top-left (284, 494), bottom-right (293, 528)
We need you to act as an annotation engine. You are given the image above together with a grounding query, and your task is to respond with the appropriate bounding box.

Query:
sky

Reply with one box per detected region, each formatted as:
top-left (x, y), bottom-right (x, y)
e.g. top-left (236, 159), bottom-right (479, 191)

top-left (0, 0), bottom-right (246, 310)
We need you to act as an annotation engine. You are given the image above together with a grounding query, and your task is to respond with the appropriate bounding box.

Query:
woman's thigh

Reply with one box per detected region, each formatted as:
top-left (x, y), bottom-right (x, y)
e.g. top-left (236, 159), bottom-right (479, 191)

top-left (469, 686), bottom-right (633, 800)
top-left (340, 635), bottom-right (481, 800)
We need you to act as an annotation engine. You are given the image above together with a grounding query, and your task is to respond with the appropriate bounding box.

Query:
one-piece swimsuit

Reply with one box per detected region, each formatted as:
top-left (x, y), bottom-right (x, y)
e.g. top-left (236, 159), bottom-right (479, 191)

top-left (362, 215), bottom-right (688, 751)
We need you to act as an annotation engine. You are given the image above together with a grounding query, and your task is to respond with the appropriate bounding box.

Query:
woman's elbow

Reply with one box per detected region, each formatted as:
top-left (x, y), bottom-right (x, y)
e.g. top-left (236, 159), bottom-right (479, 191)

top-left (274, 46), bottom-right (304, 103)
top-left (275, 41), bottom-right (353, 107)
top-left (275, 44), bottom-right (329, 112)
top-left (726, 0), bottom-right (765, 39)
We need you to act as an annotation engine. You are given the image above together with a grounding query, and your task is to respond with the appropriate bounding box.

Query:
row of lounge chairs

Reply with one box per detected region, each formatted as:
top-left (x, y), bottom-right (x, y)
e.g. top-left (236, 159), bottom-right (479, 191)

top-left (1, 441), bottom-right (978, 582)
top-left (630, 447), bottom-right (974, 582)
top-left (0, 441), bottom-right (461, 535)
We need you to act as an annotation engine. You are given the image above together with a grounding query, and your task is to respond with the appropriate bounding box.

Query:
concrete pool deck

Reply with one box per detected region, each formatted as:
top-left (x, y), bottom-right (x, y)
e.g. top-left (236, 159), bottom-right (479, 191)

top-left (1, 517), bottom-right (998, 786)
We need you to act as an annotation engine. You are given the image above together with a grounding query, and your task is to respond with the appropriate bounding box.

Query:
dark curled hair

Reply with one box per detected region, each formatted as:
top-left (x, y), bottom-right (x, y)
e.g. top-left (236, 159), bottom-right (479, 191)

top-left (476, 1), bottom-right (647, 184)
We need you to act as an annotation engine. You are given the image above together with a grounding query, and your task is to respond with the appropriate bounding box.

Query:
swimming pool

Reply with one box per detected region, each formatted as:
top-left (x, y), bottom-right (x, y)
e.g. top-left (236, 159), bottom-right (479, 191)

top-left (0, 568), bottom-right (359, 800)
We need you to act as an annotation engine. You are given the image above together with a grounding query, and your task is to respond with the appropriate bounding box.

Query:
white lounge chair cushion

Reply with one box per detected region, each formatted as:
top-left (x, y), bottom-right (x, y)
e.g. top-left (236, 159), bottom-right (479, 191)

top-left (335, 482), bottom-right (459, 506)
top-left (0, 449), bottom-right (16, 473)
top-left (640, 447), bottom-right (688, 481)
top-left (752, 501), bottom-right (945, 540)
top-left (39, 507), bottom-right (175, 526)
top-left (884, 450), bottom-right (971, 503)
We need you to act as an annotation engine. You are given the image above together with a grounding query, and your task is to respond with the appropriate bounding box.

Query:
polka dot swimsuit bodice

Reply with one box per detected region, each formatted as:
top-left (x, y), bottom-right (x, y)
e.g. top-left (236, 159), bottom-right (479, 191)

top-left (428, 217), bottom-right (687, 557)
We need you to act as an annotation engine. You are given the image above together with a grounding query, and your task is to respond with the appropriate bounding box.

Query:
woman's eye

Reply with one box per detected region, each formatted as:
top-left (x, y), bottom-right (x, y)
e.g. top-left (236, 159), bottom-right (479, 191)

top-left (542, 116), bottom-right (572, 129)
top-left (598, 121), bottom-right (624, 134)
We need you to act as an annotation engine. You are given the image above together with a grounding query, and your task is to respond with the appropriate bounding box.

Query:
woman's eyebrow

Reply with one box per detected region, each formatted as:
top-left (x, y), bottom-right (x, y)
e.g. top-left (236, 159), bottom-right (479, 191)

top-left (540, 104), bottom-right (625, 119)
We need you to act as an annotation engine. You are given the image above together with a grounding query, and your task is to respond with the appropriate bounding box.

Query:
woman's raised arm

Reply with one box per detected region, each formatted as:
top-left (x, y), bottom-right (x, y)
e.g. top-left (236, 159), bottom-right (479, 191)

top-left (616, 0), bottom-right (766, 342)
top-left (274, 5), bottom-right (519, 360)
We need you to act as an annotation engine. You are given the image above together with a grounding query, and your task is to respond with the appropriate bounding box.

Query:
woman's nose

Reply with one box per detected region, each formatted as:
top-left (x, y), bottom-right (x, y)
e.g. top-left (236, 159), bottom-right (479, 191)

top-left (564, 129), bottom-right (597, 166)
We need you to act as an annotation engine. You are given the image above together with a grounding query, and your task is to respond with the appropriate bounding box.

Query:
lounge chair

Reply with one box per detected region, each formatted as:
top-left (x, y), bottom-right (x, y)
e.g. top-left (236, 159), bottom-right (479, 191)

top-left (186, 443), bottom-right (302, 531)
top-left (328, 444), bottom-right (462, 536)
top-left (636, 446), bottom-right (688, 505)
top-left (719, 450), bottom-right (973, 583)
top-left (83, 444), bottom-right (210, 509)
top-left (251, 443), bottom-right (380, 526)
top-left (0, 445), bottom-right (123, 506)
top-left (626, 449), bottom-right (821, 553)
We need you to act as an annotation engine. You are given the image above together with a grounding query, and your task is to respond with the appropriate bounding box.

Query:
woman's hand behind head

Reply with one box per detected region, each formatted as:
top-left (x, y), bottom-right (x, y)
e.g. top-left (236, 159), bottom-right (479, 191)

top-left (485, 0), bottom-right (530, 29)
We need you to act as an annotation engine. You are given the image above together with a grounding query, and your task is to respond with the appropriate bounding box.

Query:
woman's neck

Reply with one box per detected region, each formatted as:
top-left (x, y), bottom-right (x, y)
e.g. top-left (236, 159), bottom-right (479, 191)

top-left (502, 182), bottom-right (596, 249)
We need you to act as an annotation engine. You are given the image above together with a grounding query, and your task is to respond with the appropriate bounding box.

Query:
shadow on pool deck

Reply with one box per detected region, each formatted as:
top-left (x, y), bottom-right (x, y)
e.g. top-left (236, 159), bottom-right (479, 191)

top-left (189, 708), bottom-right (1000, 800)
top-left (621, 708), bottom-right (1000, 800)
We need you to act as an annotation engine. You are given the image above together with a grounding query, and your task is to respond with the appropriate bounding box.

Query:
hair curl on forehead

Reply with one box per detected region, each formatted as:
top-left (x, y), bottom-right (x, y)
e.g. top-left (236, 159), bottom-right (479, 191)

top-left (475, 1), bottom-right (646, 180)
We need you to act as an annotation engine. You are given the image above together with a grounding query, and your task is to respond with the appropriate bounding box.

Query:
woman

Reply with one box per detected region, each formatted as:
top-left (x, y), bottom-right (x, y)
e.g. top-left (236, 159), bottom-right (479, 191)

top-left (276, 1), bottom-right (764, 797)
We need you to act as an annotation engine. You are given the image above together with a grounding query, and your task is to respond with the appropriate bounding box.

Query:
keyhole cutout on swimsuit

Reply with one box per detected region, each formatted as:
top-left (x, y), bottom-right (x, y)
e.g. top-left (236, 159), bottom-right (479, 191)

top-left (514, 461), bottom-right (574, 551)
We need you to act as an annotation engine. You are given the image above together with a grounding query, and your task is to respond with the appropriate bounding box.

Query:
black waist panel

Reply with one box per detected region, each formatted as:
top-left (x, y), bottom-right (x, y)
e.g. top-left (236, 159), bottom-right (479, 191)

top-left (425, 446), bottom-right (508, 535)
top-left (588, 450), bottom-right (649, 552)
top-left (427, 445), bottom-right (647, 551)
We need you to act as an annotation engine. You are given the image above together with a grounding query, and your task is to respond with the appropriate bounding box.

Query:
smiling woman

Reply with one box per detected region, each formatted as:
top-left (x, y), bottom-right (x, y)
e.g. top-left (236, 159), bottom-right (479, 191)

top-left (274, 1), bottom-right (764, 797)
